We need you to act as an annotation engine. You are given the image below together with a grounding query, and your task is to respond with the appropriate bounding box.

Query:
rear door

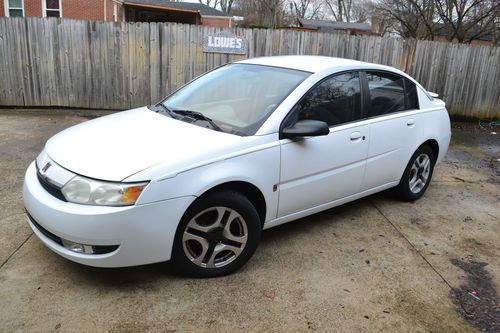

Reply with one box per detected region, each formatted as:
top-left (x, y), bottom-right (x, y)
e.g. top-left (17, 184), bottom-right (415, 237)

top-left (278, 71), bottom-right (369, 217)
top-left (361, 71), bottom-right (423, 190)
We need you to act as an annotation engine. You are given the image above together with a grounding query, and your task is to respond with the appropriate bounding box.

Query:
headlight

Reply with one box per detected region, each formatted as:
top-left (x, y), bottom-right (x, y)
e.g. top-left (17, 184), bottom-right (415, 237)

top-left (61, 176), bottom-right (148, 206)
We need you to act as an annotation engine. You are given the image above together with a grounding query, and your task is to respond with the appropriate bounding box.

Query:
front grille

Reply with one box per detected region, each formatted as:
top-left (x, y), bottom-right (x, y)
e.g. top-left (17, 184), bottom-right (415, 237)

top-left (36, 172), bottom-right (67, 202)
top-left (27, 212), bottom-right (119, 255)
top-left (27, 212), bottom-right (63, 246)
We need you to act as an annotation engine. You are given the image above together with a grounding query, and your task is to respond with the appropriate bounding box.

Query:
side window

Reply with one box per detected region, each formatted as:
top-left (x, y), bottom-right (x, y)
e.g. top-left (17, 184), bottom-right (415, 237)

top-left (295, 72), bottom-right (362, 127)
top-left (366, 72), bottom-right (406, 117)
top-left (366, 72), bottom-right (420, 117)
top-left (405, 79), bottom-right (419, 110)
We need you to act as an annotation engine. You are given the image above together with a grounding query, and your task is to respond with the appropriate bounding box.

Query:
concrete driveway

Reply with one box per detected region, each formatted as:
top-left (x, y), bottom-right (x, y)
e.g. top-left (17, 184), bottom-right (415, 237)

top-left (0, 111), bottom-right (498, 333)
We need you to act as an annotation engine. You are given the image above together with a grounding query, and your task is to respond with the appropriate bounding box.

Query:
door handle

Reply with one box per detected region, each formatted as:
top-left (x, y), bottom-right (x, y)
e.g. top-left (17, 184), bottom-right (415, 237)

top-left (407, 119), bottom-right (416, 127)
top-left (350, 131), bottom-right (362, 141)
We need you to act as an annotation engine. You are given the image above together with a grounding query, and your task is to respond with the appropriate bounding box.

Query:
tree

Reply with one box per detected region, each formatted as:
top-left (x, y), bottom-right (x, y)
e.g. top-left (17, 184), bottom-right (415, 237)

top-left (199, 1), bottom-right (219, 9)
top-left (434, 0), bottom-right (499, 43)
top-left (323, 0), bottom-right (353, 22)
top-left (289, 0), bottom-right (323, 20)
top-left (232, 0), bottom-right (288, 28)
top-left (199, 0), bottom-right (236, 14)
top-left (323, 0), bottom-right (371, 23)
top-left (372, 0), bottom-right (499, 42)
top-left (349, 0), bottom-right (372, 23)
top-left (219, 0), bottom-right (236, 13)
top-left (411, 0), bottom-right (438, 39)
top-left (372, 0), bottom-right (437, 39)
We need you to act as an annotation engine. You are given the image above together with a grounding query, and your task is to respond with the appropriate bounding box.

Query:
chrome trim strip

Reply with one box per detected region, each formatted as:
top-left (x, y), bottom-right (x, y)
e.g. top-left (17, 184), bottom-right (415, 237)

top-left (36, 149), bottom-right (76, 188)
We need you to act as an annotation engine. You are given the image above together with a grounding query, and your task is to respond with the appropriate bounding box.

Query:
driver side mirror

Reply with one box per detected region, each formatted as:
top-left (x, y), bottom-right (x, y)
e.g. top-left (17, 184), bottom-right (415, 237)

top-left (281, 120), bottom-right (329, 139)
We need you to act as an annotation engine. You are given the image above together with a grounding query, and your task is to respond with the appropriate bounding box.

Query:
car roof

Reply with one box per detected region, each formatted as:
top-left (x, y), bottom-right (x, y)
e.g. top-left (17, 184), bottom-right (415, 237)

top-left (237, 55), bottom-right (378, 73)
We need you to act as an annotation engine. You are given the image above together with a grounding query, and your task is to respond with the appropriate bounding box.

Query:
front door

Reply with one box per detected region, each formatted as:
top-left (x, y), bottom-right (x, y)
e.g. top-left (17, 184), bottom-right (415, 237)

top-left (278, 71), bottom-right (369, 217)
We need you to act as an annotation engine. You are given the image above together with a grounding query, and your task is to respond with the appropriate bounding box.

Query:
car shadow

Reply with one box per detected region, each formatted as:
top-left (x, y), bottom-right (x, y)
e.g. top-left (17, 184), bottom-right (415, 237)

top-left (260, 190), bottom-right (393, 242)
top-left (62, 259), bottom-right (180, 286)
top-left (60, 190), bottom-right (396, 285)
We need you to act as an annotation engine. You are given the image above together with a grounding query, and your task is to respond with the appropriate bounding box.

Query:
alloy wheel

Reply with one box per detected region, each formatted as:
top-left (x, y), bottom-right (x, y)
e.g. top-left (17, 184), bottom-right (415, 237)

top-left (182, 207), bottom-right (248, 268)
top-left (409, 153), bottom-right (431, 194)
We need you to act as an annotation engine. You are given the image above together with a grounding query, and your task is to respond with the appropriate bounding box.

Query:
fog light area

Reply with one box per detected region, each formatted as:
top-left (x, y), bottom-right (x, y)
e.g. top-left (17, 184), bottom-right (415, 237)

top-left (61, 239), bottom-right (96, 254)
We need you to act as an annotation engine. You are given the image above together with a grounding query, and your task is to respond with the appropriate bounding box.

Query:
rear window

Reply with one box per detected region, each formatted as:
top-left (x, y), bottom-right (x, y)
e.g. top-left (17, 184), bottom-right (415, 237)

top-left (366, 71), bottom-right (419, 118)
top-left (366, 72), bottom-right (406, 117)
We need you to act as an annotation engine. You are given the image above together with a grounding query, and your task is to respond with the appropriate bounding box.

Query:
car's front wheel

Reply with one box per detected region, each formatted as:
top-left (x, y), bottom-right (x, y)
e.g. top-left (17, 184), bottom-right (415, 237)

top-left (172, 190), bottom-right (261, 277)
top-left (395, 145), bottom-right (436, 201)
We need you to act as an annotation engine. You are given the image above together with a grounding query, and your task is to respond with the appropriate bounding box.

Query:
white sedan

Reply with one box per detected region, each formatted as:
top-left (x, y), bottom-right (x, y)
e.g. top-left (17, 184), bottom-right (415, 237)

top-left (23, 56), bottom-right (450, 277)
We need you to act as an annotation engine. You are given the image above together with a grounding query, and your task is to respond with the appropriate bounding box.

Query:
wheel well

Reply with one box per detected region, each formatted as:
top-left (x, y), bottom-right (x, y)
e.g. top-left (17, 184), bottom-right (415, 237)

top-left (421, 139), bottom-right (439, 160)
top-left (199, 181), bottom-right (267, 227)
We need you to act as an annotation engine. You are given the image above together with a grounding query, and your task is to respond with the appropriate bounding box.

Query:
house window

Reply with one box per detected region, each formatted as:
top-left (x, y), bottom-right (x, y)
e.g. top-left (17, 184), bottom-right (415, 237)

top-left (6, 0), bottom-right (24, 17)
top-left (43, 0), bottom-right (62, 17)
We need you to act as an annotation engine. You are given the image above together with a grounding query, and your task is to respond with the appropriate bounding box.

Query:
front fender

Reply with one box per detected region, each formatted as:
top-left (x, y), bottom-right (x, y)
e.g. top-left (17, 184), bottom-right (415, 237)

top-left (135, 144), bottom-right (281, 223)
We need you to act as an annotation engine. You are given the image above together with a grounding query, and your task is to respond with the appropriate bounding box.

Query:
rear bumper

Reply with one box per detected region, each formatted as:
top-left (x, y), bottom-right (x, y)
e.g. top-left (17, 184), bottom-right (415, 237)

top-left (23, 162), bottom-right (195, 267)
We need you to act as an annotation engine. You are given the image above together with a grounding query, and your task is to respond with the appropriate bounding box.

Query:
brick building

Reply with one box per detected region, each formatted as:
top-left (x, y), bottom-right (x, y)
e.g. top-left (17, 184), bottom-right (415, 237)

top-left (1, 0), bottom-right (233, 27)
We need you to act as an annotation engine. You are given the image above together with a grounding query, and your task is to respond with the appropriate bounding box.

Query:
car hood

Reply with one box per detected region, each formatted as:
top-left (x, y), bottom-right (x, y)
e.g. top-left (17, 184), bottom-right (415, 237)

top-left (45, 107), bottom-right (250, 181)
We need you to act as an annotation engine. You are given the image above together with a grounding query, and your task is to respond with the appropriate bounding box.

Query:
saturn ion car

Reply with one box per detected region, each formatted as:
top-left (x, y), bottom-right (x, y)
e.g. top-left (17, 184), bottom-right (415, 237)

top-left (23, 56), bottom-right (450, 277)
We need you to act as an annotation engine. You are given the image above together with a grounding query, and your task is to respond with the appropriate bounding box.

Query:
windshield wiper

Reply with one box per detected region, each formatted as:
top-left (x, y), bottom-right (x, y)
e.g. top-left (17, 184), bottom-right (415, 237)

top-left (147, 104), bottom-right (179, 119)
top-left (149, 105), bottom-right (224, 132)
top-left (171, 109), bottom-right (223, 132)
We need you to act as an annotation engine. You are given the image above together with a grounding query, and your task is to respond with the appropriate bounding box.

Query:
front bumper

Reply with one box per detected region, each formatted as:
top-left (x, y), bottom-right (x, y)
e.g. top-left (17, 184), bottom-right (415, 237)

top-left (23, 162), bottom-right (195, 267)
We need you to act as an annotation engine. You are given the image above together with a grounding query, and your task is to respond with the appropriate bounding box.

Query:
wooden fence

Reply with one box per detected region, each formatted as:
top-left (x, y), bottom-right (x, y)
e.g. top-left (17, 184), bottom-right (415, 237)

top-left (0, 17), bottom-right (499, 118)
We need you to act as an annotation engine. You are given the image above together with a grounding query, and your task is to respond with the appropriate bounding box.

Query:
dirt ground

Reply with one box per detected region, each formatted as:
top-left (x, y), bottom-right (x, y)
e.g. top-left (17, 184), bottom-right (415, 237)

top-left (0, 110), bottom-right (498, 333)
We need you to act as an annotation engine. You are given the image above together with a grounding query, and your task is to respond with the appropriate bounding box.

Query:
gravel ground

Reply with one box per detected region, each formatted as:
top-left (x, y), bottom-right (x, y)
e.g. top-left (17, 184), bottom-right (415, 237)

top-left (0, 110), bottom-right (498, 333)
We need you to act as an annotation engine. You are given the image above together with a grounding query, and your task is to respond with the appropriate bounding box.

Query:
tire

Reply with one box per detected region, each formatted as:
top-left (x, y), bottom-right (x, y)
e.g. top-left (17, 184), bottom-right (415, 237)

top-left (395, 145), bottom-right (436, 202)
top-left (172, 190), bottom-right (261, 277)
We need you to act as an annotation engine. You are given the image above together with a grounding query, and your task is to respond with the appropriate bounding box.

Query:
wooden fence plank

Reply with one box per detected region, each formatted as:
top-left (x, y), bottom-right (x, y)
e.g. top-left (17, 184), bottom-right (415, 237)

top-left (0, 17), bottom-right (498, 118)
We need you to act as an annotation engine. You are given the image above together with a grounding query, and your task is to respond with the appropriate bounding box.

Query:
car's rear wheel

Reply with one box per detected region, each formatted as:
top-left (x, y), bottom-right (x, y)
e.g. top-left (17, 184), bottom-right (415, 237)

top-left (395, 145), bottom-right (436, 201)
top-left (172, 190), bottom-right (261, 277)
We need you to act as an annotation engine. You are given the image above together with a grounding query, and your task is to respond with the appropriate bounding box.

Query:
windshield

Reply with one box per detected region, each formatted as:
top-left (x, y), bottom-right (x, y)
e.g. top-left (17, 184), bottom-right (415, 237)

top-left (161, 64), bottom-right (310, 136)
